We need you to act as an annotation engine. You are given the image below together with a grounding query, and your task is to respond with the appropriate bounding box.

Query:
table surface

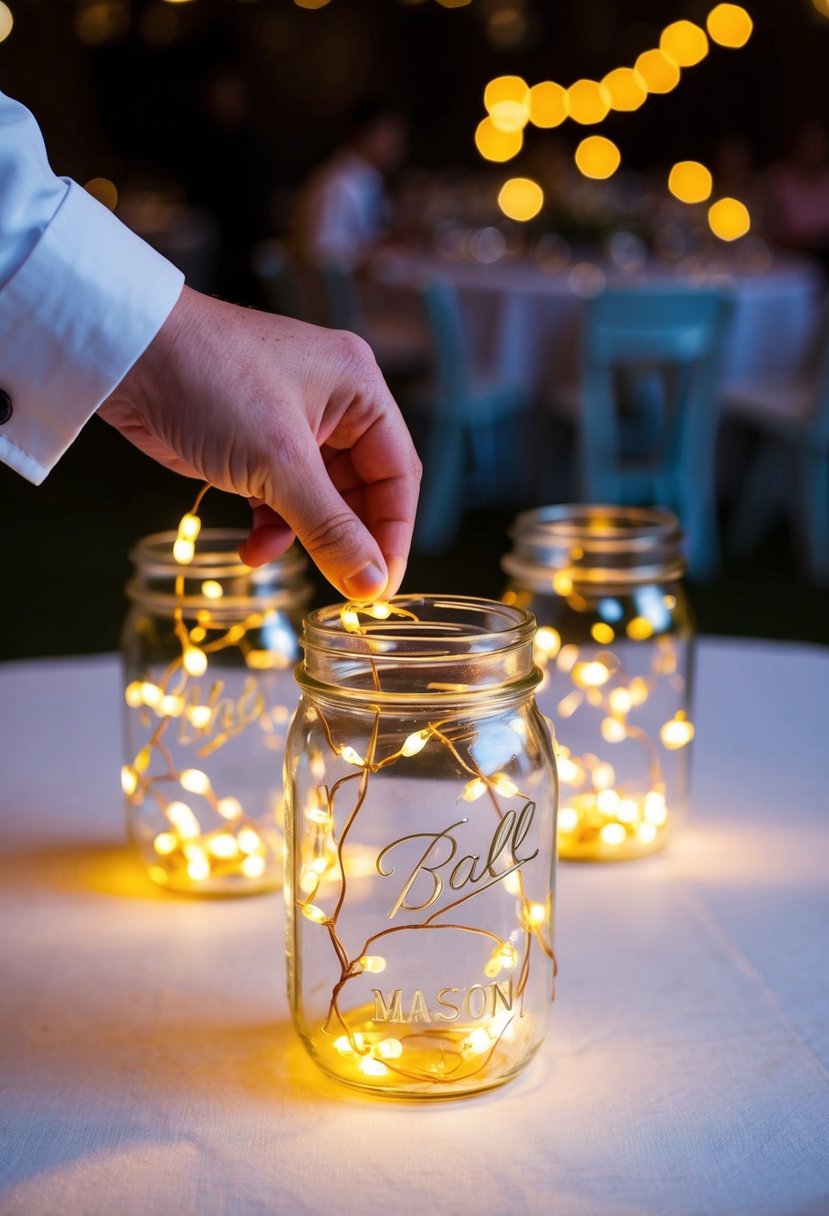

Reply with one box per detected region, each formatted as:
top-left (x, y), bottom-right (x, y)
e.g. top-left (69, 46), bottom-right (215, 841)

top-left (1, 639), bottom-right (828, 1216)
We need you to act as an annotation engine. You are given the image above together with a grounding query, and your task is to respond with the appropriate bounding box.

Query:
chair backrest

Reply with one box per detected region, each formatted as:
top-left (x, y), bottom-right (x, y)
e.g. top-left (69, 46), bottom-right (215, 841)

top-left (421, 279), bottom-right (471, 412)
top-left (808, 291), bottom-right (829, 443)
top-left (579, 285), bottom-right (735, 503)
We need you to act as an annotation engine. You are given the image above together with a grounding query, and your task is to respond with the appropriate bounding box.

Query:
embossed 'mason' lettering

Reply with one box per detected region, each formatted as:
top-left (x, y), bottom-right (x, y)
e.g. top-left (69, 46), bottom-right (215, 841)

top-left (177, 677), bottom-right (265, 748)
top-left (376, 801), bottom-right (539, 919)
top-left (372, 981), bottom-right (518, 1024)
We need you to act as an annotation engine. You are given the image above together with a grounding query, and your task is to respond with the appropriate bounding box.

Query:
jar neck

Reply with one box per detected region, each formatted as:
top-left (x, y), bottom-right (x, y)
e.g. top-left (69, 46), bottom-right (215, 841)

top-left (298, 595), bottom-right (540, 706)
top-left (127, 529), bottom-right (311, 618)
top-left (501, 505), bottom-right (686, 591)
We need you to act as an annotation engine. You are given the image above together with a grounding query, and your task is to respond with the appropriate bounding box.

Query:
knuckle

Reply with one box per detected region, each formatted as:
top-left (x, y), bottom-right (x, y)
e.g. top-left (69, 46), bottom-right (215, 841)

top-left (303, 511), bottom-right (364, 560)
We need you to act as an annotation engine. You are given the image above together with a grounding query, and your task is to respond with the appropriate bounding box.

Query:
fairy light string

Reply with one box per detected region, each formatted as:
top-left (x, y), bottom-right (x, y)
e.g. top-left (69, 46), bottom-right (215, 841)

top-left (121, 484), bottom-right (294, 891)
top-left (295, 600), bottom-right (556, 1087)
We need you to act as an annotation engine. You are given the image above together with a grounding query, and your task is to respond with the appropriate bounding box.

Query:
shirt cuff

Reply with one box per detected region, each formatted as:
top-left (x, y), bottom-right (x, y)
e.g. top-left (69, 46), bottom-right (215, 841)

top-left (0, 179), bottom-right (184, 484)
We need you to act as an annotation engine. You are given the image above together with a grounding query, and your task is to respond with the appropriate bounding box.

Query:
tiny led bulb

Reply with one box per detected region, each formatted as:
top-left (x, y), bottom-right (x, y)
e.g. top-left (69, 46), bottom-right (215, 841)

top-left (241, 854), bottom-right (267, 879)
top-left (159, 694), bottom-right (184, 718)
top-left (341, 607), bottom-right (361, 633)
top-left (333, 1035), bottom-right (355, 1056)
top-left (186, 854), bottom-right (211, 882)
top-left (208, 833), bottom-right (239, 860)
top-left (180, 768), bottom-right (211, 795)
top-left (124, 681), bottom-right (143, 708)
top-left (153, 831), bottom-right (177, 856)
top-left (637, 822), bottom-right (658, 844)
top-left (377, 1038), bottom-right (403, 1060)
top-left (592, 762), bottom-right (616, 790)
top-left (359, 1057), bottom-right (389, 1078)
top-left (339, 746), bottom-right (364, 767)
top-left (166, 801), bottom-right (200, 840)
top-left (401, 730), bottom-right (430, 758)
top-left (502, 870), bottom-right (522, 895)
top-left (217, 796), bottom-right (243, 819)
top-left (557, 806), bottom-right (579, 834)
top-left (140, 682), bottom-right (162, 709)
top-left (534, 627), bottom-right (561, 659)
top-left (596, 788), bottom-right (620, 814)
top-left (644, 791), bottom-right (668, 825)
top-left (525, 902), bottom-right (546, 928)
top-left (173, 538), bottom-right (195, 565)
top-left (358, 955), bottom-right (387, 974)
top-left (492, 773), bottom-right (519, 797)
top-left (237, 828), bottom-right (262, 855)
top-left (201, 579), bottom-right (223, 600)
top-left (461, 777), bottom-right (487, 802)
top-left (183, 646), bottom-right (208, 677)
top-left (302, 904), bottom-right (327, 923)
top-left (572, 660), bottom-right (611, 688)
top-left (178, 513), bottom-right (201, 542)
top-left (366, 602), bottom-right (391, 619)
top-left (600, 823), bottom-right (627, 846)
top-left (609, 688), bottom-right (633, 715)
top-left (601, 717), bottom-right (627, 743)
top-left (186, 705), bottom-right (212, 729)
top-left (660, 714), bottom-right (695, 749)
top-left (463, 1028), bottom-right (493, 1055)
top-left (121, 766), bottom-right (138, 796)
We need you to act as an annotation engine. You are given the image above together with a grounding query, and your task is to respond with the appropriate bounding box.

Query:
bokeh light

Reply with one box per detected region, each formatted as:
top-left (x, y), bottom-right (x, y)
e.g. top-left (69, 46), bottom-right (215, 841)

top-left (566, 79), bottom-right (611, 125)
top-left (0, 2), bottom-right (13, 41)
top-left (528, 81), bottom-right (567, 128)
top-left (812, 0), bottom-right (829, 16)
top-left (660, 20), bottom-right (709, 66)
top-left (601, 67), bottom-right (647, 112)
top-left (475, 117), bottom-right (523, 162)
top-left (708, 196), bottom-right (751, 240)
top-left (575, 135), bottom-right (621, 180)
top-left (75, 0), bottom-right (129, 44)
top-left (484, 75), bottom-right (530, 112)
top-left (84, 177), bottom-right (119, 210)
top-left (489, 99), bottom-right (530, 133)
top-left (668, 161), bottom-right (713, 203)
top-left (498, 177), bottom-right (544, 221)
top-left (635, 49), bottom-right (681, 94)
top-left (706, 3), bottom-right (753, 48)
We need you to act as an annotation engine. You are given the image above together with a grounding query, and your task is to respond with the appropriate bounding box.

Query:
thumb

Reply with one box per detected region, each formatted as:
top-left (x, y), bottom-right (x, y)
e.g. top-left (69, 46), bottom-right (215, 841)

top-left (272, 440), bottom-right (389, 601)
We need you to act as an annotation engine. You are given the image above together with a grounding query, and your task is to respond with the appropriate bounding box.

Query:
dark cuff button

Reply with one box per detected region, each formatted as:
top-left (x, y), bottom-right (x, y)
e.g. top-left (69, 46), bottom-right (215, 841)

top-left (0, 390), bottom-right (12, 424)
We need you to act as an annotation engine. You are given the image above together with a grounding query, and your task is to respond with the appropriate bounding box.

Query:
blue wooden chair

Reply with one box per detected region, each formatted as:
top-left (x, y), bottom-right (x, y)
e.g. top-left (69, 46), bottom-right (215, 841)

top-left (726, 296), bottom-right (829, 582)
top-left (577, 286), bottom-right (735, 579)
top-left (410, 279), bottom-right (532, 552)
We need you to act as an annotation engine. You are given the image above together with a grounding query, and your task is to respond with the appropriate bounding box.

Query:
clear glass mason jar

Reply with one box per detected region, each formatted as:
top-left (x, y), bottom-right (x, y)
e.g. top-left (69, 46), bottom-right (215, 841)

top-left (121, 529), bottom-right (310, 896)
top-left (502, 506), bottom-right (695, 862)
top-left (284, 595), bottom-right (558, 1099)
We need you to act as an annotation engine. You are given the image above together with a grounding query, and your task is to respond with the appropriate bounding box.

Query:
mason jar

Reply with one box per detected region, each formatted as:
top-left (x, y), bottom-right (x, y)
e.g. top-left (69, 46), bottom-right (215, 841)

top-left (502, 506), bottom-right (694, 862)
top-left (284, 595), bottom-right (558, 1099)
top-left (120, 529), bottom-right (310, 895)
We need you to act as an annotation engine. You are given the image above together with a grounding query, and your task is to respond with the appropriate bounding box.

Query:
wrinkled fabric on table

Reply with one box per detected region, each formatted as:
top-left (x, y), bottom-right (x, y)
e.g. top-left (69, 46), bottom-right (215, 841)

top-left (0, 639), bottom-right (827, 1216)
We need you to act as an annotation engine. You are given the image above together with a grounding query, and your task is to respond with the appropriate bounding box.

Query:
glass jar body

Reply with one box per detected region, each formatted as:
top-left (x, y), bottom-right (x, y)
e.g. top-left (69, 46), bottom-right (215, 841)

top-left (284, 596), bottom-right (558, 1099)
top-left (120, 530), bottom-right (309, 896)
top-left (503, 506), bottom-right (695, 862)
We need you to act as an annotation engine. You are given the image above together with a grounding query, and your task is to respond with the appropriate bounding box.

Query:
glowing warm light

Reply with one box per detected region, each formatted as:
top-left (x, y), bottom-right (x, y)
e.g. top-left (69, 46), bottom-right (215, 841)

top-left (659, 713), bottom-right (695, 749)
top-left (566, 78), bottom-right (610, 125)
top-left (358, 955), bottom-right (387, 973)
top-left (302, 903), bottom-right (328, 923)
top-left (178, 513), bottom-right (201, 541)
top-left (475, 117), bottom-right (523, 163)
top-left (484, 75), bottom-right (530, 112)
top-left (492, 773), bottom-right (519, 797)
top-left (601, 717), bottom-right (627, 743)
top-left (668, 160), bottom-right (713, 204)
top-left (556, 644), bottom-right (579, 673)
top-left (173, 538), bottom-right (195, 564)
top-left (628, 676), bottom-right (650, 706)
top-left (201, 579), bottom-right (223, 600)
top-left (596, 788), bottom-right (620, 815)
top-left (124, 681), bottom-right (143, 708)
top-left (528, 81), bottom-right (567, 128)
top-left (187, 705), bottom-right (212, 729)
top-left (84, 177), bottom-right (118, 210)
top-left (591, 622), bottom-right (615, 644)
top-left (241, 854), bottom-right (267, 879)
top-left (359, 1057), bottom-right (389, 1077)
top-left (557, 755), bottom-right (585, 786)
top-left (558, 806), bottom-right (579, 833)
top-left (637, 823), bottom-right (658, 844)
top-left (293, 0), bottom-right (331, 8)
top-left (153, 831), bottom-right (177, 856)
top-left (502, 870), bottom-right (522, 894)
top-left (572, 660), bottom-right (611, 689)
top-left (207, 833), bottom-right (239, 860)
top-left (401, 730), bottom-right (430, 758)
top-left (182, 646), bottom-right (208, 677)
top-left (645, 791), bottom-right (669, 825)
top-left (556, 690), bottom-right (583, 719)
top-left (601, 66), bottom-right (647, 112)
top-left (461, 777), bottom-right (487, 802)
top-left (608, 688), bottom-right (632, 714)
top-left (525, 902), bottom-right (546, 928)
top-left (535, 627), bottom-right (561, 659)
top-left (592, 762), bottom-right (615, 790)
top-left (497, 177), bottom-right (544, 222)
top-left (635, 49), bottom-right (681, 94)
top-left (180, 768), bottom-right (211, 795)
top-left (377, 1038), bottom-right (404, 1060)
top-left (813, 0), bottom-right (829, 15)
top-left (186, 853), bottom-right (211, 882)
top-left (708, 196), bottom-right (751, 240)
top-left (339, 746), bottom-right (364, 767)
top-left (627, 616), bottom-right (655, 641)
top-left (238, 828), bottom-right (262, 855)
top-left (121, 766), bottom-right (138, 796)
top-left (575, 135), bottom-right (621, 180)
top-left (660, 20), bottom-right (709, 66)
top-left (600, 823), bottom-right (627, 847)
top-left (365, 602), bottom-right (391, 620)
top-left (489, 100), bottom-right (530, 133)
top-left (706, 3), bottom-right (753, 48)
top-left (167, 801), bottom-right (200, 840)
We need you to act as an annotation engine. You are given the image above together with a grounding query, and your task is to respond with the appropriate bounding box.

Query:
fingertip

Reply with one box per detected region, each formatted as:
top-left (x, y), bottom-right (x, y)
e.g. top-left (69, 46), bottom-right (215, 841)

top-left (383, 556), bottom-right (408, 599)
top-left (343, 560), bottom-right (388, 602)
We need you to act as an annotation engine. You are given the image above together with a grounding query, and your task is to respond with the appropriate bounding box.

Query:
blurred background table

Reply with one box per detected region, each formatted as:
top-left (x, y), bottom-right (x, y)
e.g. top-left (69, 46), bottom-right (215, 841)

top-left (372, 249), bottom-right (823, 397)
top-left (1, 637), bottom-right (827, 1216)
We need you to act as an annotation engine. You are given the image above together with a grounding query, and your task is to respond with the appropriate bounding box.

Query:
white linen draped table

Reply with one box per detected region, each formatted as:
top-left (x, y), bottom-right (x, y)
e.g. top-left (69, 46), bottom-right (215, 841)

top-left (372, 253), bottom-right (823, 399)
top-left (0, 639), bottom-right (827, 1216)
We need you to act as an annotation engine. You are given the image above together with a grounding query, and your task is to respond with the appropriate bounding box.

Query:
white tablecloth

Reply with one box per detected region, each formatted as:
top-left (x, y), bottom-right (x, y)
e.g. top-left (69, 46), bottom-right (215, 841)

top-left (375, 253), bottom-right (823, 397)
top-left (1, 640), bottom-right (828, 1216)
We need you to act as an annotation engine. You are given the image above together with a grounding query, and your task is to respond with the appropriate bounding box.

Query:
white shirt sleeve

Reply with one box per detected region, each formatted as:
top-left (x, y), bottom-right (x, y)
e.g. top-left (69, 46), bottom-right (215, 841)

top-left (0, 90), bottom-right (185, 485)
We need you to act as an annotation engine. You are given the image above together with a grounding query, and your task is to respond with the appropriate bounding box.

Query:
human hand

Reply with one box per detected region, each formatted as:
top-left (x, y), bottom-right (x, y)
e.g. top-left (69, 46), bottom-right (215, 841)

top-left (98, 287), bottom-right (421, 599)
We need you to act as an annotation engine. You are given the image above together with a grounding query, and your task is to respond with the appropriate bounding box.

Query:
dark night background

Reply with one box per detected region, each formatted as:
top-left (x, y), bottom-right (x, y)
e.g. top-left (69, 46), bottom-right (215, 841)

top-left (0, 0), bottom-right (827, 659)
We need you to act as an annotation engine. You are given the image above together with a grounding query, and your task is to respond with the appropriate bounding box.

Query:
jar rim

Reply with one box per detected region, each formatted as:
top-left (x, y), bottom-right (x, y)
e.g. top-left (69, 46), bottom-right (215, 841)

top-left (502, 504), bottom-right (686, 587)
top-left (130, 529), bottom-right (308, 581)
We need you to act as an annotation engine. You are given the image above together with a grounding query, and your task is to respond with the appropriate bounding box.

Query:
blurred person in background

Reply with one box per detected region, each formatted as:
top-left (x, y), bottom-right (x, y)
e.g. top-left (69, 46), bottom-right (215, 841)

top-left (294, 100), bottom-right (408, 270)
